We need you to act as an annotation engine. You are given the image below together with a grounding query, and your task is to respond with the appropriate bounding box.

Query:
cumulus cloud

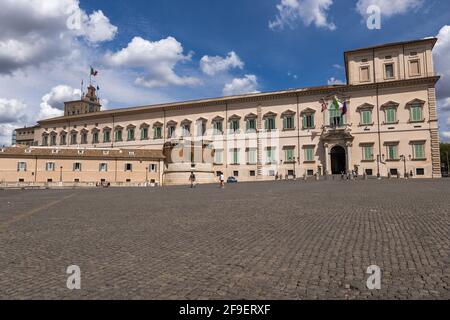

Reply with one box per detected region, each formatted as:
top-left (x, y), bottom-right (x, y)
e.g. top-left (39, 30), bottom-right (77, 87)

top-left (0, 0), bottom-right (117, 74)
top-left (327, 77), bottom-right (345, 85)
top-left (434, 25), bottom-right (450, 141)
top-left (0, 98), bottom-right (28, 146)
top-left (38, 85), bottom-right (81, 120)
top-left (105, 36), bottom-right (201, 88)
top-left (200, 51), bottom-right (244, 76)
top-left (269, 0), bottom-right (336, 31)
top-left (223, 75), bottom-right (259, 96)
top-left (356, 0), bottom-right (423, 18)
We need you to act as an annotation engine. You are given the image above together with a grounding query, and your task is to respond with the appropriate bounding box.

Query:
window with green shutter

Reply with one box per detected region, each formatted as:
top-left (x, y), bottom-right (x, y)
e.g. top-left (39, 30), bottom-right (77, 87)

top-left (265, 118), bottom-right (276, 131)
top-left (305, 147), bottom-right (314, 162)
top-left (247, 149), bottom-right (257, 164)
top-left (361, 110), bottom-right (372, 125)
top-left (232, 149), bottom-right (240, 164)
top-left (285, 148), bottom-right (294, 162)
top-left (387, 145), bottom-right (398, 160)
top-left (266, 148), bottom-right (276, 164)
top-left (127, 128), bottom-right (135, 141)
top-left (385, 108), bottom-right (397, 124)
top-left (410, 105), bottom-right (423, 122)
top-left (246, 119), bottom-right (256, 132)
top-left (413, 143), bottom-right (425, 159)
top-left (303, 114), bottom-right (314, 129)
top-left (115, 130), bottom-right (122, 142)
top-left (363, 145), bottom-right (374, 160)
top-left (154, 127), bottom-right (162, 139)
top-left (141, 128), bottom-right (148, 140)
top-left (230, 120), bottom-right (240, 133)
top-left (103, 130), bottom-right (110, 143)
top-left (283, 116), bottom-right (294, 130)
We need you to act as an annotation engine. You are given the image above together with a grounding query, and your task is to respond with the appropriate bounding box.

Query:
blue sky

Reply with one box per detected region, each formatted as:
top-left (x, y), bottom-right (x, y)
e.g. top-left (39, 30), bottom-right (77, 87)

top-left (0, 0), bottom-right (450, 144)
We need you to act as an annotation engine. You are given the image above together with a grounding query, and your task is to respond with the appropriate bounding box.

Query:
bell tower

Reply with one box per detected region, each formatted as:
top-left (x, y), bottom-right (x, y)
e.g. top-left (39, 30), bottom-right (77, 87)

top-left (64, 85), bottom-right (102, 117)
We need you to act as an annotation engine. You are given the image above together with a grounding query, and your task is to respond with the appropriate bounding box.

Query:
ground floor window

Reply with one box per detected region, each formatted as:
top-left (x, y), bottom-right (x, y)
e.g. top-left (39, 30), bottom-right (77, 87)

top-left (365, 169), bottom-right (373, 176)
top-left (46, 162), bottom-right (55, 171)
top-left (288, 170), bottom-right (295, 176)
top-left (390, 168), bottom-right (398, 176)
top-left (233, 171), bottom-right (239, 177)
top-left (149, 164), bottom-right (157, 172)
top-left (307, 170), bottom-right (314, 176)
top-left (247, 148), bottom-right (257, 165)
top-left (387, 144), bottom-right (398, 160)
top-left (304, 146), bottom-right (315, 162)
top-left (125, 163), bottom-right (133, 172)
top-left (250, 170), bottom-right (256, 177)
top-left (17, 162), bottom-right (27, 172)
top-left (214, 149), bottom-right (223, 164)
top-left (412, 143), bottom-right (425, 160)
top-left (73, 163), bottom-right (82, 172)
top-left (99, 163), bottom-right (108, 172)
top-left (416, 168), bottom-right (425, 176)
top-left (362, 145), bottom-right (374, 161)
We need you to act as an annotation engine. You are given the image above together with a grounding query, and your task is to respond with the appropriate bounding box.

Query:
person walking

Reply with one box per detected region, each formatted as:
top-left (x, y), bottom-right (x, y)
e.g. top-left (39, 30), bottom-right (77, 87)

top-left (219, 172), bottom-right (225, 188)
top-left (189, 171), bottom-right (196, 188)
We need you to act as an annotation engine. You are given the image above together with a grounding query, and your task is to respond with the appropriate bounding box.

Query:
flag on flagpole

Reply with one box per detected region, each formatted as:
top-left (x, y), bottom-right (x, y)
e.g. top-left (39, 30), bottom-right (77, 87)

top-left (341, 101), bottom-right (348, 116)
top-left (90, 66), bottom-right (98, 77)
top-left (331, 96), bottom-right (343, 110)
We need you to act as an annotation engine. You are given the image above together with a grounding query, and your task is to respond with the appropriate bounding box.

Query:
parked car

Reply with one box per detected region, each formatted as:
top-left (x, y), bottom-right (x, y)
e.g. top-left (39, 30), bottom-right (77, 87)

top-left (227, 177), bottom-right (238, 184)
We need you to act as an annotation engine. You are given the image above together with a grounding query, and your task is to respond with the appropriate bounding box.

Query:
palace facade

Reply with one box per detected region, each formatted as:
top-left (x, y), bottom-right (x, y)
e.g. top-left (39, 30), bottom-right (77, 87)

top-left (8, 38), bottom-right (442, 185)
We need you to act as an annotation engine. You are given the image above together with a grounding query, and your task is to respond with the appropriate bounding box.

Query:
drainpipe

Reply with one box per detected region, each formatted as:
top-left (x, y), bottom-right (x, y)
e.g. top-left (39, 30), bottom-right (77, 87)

top-left (34, 155), bottom-right (38, 184)
top-left (295, 92), bottom-right (301, 169)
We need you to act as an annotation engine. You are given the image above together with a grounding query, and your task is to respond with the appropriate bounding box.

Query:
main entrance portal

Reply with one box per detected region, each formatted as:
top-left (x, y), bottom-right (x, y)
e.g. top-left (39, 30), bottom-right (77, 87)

top-left (330, 146), bottom-right (346, 174)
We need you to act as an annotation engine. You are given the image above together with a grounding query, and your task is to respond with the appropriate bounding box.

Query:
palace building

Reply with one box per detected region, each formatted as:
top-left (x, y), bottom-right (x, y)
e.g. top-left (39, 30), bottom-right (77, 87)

top-left (5, 38), bottom-right (442, 186)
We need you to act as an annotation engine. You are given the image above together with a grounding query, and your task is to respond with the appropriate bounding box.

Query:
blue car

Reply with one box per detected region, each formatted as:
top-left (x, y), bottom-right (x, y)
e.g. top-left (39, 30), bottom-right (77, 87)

top-left (227, 177), bottom-right (238, 184)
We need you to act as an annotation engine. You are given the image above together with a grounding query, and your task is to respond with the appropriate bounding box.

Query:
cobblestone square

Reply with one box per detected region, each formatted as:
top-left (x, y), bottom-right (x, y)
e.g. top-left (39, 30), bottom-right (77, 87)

top-left (0, 179), bottom-right (449, 299)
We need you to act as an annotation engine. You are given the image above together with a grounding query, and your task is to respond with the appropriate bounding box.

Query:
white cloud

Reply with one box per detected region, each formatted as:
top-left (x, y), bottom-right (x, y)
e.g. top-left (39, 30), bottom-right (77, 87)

top-left (105, 36), bottom-right (201, 88)
top-left (71, 10), bottom-right (118, 44)
top-left (0, 98), bottom-right (28, 145)
top-left (223, 75), bottom-right (259, 96)
top-left (269, 0), bottom-right (336, 31)
top-left (356, 0), bottom-right (423, 18)
top-left (327, 77), bottom-right (344, 85)
top-left (434, 25), bottom-right (450, 141)
top-left (38, 85), bottom-right (81, 120)
top-left (200, 51), bottom-right (244, 76)
top-left (0, 0), bottom-right (117, 74)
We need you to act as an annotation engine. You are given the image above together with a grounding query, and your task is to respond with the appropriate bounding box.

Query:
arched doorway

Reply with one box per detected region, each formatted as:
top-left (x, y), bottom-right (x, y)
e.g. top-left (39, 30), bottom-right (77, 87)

top-left (330, 145), bottom-right (346, 174)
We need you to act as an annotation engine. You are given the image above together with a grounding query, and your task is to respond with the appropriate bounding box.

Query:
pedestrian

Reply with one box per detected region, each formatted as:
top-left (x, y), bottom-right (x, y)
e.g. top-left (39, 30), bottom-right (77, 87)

top-left (219, 172), bottom-right (225, 188)
top-left (189, 171), bottom-right (196, 188)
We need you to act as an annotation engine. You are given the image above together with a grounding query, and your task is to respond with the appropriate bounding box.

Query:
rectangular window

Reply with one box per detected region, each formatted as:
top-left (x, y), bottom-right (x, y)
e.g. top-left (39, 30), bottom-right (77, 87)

top-left (329, 108), bottom-right (344, 127)
top-left (233, 171), bottom-right (239, 177)
top-left (230, 120), bottom-right (240, 133)
top-left (304, 147), bottom-right (315, 162)
top-left (149, 164), bottom-right (157, 172)
top-left (416, 168), bottom-right (425, 176)
top-left (214, 149), bottom-right (223, 164)
top-left (213, 121), bottom-right (223, 134)
top-left (81, 133), bottom-right (88, 144)
top-left (361, 110), bottom-right (372, 125)
top-left (283, 116), bottom-right (294, 130)
top-left (266, 148), bottom-right (276, 164)
top-left (365, 169), bottom-right (373, 176)
top-left (250, 170), bottom-right (256, 177)
top-left (168, 126), bottom-right (176, 138)
top-left (73, 163), bottom-right (82, 172)
top-left (285, 148), bottom-right (295, 162)
top-left (70, 134), bottom-right (77, 145)
top-left (99, 163), bottom-right (108, 172)
top-left (410, 105), bottom-right (423, 122)
top-left (50, 135), bottom-right (57, 146)
top-left (385, 108), bottom-right (397, 124)
top-left (360, 66), bottom-right (370, 82)
top-left (247, 148), bottom-right (257, 165)
top-left (246, 119), bottom-right (256, 132)
top-left (127, 129), bottom-right (135, 141)
top-left (103, 131), bottom-right (111, 143)
top-left (413, 143), bottom-right (425, 159)
top-left (182, 124), bottom-right (191, 136)
top-left (93, 132), bottom-right (99, 144)
top-left (125, 163), bottom-right (133, 172)
top-left (410, 60), bottom-right (420, 76)
top-left (362, 145), bottom-right (374, 161)
top-left (141, 128), bottom-right (148, 140)
top-left (60, 134), bottom-right (67, 145)
top-left (17, 162), bottom-right (27, 172)
top-left (387, 145), bottom-right (398, 160)
top-left (46, 162), bottom-right (55, 171)
top-left (115, 130), bottom-right (123, 142)
top-left (231, 149), bottom-right (240, 165)
top-left (265, 118), bottom-right (276, 131)
top-left (385, 64), bottom-right (394, 79)
top-left (303, 114), bottom-right (314, 129)
top-left (154, 127), bottom-right (162, 139)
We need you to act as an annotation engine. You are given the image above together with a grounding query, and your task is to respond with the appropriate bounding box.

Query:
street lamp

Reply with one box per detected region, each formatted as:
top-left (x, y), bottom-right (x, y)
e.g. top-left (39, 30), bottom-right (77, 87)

top-left (60, 166), bottom-right (63, 183)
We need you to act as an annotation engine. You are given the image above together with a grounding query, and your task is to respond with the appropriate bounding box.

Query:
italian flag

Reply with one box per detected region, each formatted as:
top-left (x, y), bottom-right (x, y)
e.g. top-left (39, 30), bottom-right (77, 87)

top-left (90, 66), bottom-right (98, 76)
top-left (330, 96), bottom-right (348, 115)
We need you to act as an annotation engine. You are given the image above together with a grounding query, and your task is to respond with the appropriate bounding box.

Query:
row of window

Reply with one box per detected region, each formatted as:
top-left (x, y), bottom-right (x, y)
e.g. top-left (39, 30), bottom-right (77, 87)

top-left (361, 142), bottom-right (426, 161)
top-left (359, 59), bottom-right (422, 83)
top-left (213, 146), bottom-right (316, 165)
top-left (17, 162), bottom-right (157, 173)
top-left (359, 103), bottom-right (424, 126)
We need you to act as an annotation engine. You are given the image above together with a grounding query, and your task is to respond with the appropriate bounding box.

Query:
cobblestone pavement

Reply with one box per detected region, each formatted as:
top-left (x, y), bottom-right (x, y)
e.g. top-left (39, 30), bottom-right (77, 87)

top-left (0, 179), bottom-right (449, 300)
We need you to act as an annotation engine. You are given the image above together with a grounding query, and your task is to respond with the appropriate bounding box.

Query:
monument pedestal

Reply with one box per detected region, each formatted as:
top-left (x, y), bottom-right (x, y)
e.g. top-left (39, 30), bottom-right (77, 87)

top-left (163, 163), bottom-right (216, 186)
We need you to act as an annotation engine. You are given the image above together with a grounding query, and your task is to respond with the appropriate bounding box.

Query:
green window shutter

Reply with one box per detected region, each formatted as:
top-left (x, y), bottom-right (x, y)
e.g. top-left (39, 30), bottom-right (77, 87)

top-left (414, 144), bottom-right (424, 159)
top-left (386, 108), bottom-right (396, 123)
top-left (311, 114), bottom-right (315, 128)
top-left (264, 119), bottom-right (268, 130)
top-left (302, 116), bottom-right (307, 129)
top-left (246, 120), bottom-right (250, 131)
